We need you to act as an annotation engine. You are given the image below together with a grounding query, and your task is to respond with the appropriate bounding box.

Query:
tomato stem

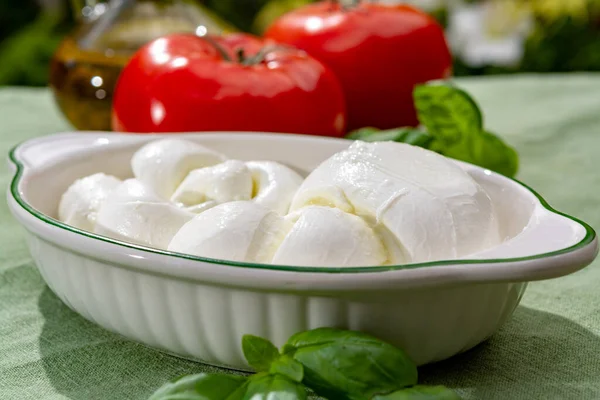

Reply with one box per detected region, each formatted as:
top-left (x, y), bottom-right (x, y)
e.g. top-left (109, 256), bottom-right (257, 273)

top-left (237, 48), bottom-right (247, 64)
top-left (204, 37), bottom-right (281, 67)
top-left (330, 0), bottom-right (361, 10)
top-left (202, 35), bottom-right (232, 62)
top-left (239, 45), bottom-right (282, 66)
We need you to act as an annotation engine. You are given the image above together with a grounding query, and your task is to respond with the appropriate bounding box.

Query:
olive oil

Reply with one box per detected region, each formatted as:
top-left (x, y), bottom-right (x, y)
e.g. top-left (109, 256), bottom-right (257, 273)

top-left (49, 37), bottom-right (129, 131)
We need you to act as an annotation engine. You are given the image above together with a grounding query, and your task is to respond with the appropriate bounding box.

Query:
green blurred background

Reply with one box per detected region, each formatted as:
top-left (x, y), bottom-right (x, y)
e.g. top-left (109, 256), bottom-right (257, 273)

top-left (2, 0), bottom-right (600, 87)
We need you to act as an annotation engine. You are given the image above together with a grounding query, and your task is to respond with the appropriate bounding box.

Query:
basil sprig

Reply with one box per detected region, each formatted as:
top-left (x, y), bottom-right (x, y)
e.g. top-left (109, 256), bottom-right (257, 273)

top-left (149, 328), bottom-right (460, 400)
top-left (148, 373), bottom-right (246, 400)
top-left (283, 328), bottom-right (418, 400)
top-left (242, 334), bottom-right (281, 372)
top-left (374, 385), bottom-right (462, 400)
top-left (243, 334), bottom-right (305, 383)
top-left (347, 82), bottom-right (519, 178)
top-left (149, 371), bottom-right (306, 400)
top-left (238, 373), bottom-right (307, 400)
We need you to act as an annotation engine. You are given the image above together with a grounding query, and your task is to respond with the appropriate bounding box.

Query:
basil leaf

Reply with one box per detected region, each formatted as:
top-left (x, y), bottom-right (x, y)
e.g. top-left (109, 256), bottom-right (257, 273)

top-left (346, 127), bottom-right (380, 140)
top-left (269, 354), bottom-right (304, 383)
top-left (472, 130), bottom-right (519, 178)
top-left (373, 385), bottom-right (462, 400)
top-left (149, 373), bottom-right (246, 400)
top-left (346, 127), bottom-right (435, 148)
top-left (242, 334), bottom-right (280, 372)
top-left (228, 373), bottom-right (307, 400)
top-left (413, 81), bottom-right (519, 177)
top-left (195, 375), bottom-right (249, 399)
top-left (285, 328), bottom-right (417, 400)
top-left (414, 82), bottom-right (483, 148)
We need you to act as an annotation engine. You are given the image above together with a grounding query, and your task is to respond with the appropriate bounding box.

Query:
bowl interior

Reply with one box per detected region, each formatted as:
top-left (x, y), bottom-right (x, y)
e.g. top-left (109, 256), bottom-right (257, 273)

top-left (13, 132), bottom-right (589, 262)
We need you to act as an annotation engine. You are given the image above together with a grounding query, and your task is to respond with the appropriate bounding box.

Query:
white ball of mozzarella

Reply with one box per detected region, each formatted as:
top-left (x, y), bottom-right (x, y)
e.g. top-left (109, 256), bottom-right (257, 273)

top-left (171, 160), bottom-right (253, 211)
top-left (168, 201), bottom-right (387, 267)
top-left (272, 206), bottom-right (387, 267)
top-left (95, 179), bottom-right (194, 250)
top-left (131, 138), bottom-right (227, 200)
top-left (290, 141), bottom-right (500, 263)
top-left (58, 173), bottom-right (122, 231)
top-left (171, 160), bottom-right (303, 216)
top-left (168, 201), bottom-right (291, 264)
top-left (246, 161), bottom-right (304, 215)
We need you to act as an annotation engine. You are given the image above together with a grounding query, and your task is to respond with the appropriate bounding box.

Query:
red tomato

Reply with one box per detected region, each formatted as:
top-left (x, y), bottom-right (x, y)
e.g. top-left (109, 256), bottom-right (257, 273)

top-left (265, 1), bottom-right (452, 130)
top-left (112, 33), bottom-right (347, 136)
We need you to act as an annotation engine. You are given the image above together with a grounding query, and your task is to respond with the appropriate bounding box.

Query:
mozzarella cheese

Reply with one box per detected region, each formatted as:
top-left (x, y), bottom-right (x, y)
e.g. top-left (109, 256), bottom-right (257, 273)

top-left (290, 141), bottom-right (500, 263)
top-left (168, 201), bottom-right (292, 263)
top-left (171, 160), bottom-right (303, 215)
top-left (58, 173), bottom-right (122, 231)
top-left (131, 138), bottom-right (227, 199)
top-left (247, 161), bottom-right (304, 215)
top-left (60, 139), bottom-right (501, 268)
top-left (273, 206), bottom-right (387, 267)
top-left (95, 179), bottom-right (194, 249)
top-left (171, 160), bottom-right (253, 210)
top-left (168, 202), bottom-right (387, 267)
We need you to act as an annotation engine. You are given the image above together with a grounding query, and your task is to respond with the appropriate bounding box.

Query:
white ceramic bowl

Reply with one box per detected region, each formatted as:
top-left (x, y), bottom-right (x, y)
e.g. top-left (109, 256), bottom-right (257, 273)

top-left (7, 132), bottom-right (598, 369)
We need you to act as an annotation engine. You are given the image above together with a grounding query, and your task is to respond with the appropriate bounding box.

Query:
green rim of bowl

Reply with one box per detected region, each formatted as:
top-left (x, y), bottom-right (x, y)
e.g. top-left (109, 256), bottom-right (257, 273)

top-left (8, 142), bottom-right (597, 274)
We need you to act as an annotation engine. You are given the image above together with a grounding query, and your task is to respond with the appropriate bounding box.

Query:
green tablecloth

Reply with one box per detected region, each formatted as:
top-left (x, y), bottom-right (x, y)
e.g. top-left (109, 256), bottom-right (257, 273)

top-left (2, 75), bottom-right (600, 400)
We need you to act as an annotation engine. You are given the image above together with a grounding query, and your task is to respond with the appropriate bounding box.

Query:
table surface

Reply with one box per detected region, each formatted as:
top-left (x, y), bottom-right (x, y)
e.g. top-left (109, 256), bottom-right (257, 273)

top-left (2, 75), bottom-right (600, 400)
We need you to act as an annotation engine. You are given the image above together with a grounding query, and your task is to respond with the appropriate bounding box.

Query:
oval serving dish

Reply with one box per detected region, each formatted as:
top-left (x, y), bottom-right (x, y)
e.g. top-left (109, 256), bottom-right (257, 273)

top-left (7, 132), bottom-right (598, 369)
